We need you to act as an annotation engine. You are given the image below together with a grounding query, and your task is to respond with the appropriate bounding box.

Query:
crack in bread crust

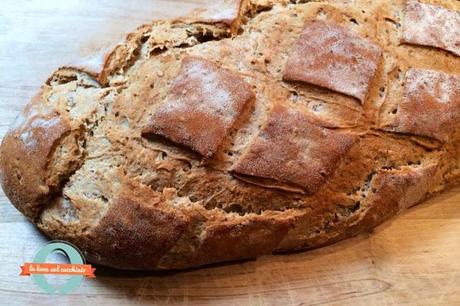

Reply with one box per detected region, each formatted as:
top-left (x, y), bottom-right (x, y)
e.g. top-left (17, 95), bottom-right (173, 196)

top-left (1, 0), bottom-right (460, 270)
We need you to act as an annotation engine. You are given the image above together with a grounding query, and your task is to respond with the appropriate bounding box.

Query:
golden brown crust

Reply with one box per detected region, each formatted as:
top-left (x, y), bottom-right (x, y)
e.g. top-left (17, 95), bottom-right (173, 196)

top-left (188, 215), bottom-right (295, 267)
top-left (1, 0), bottom-right (460, 270)
top-left (232, 104), bottom-right (357, 194)
top-left (181, 0), bottom-right (245, 32)
top-left (402, 0), bottom-right (460, 56)
top-left (0, 91), bottom-right (71, 219)
top-left (82, 181), bottom-right (189, 270)
top-left (142, 56), bottom-right (254, 157)
top-left (380, 68), bottom-right (460, 143)
top-left (283, 20), bottom-right (383, 102)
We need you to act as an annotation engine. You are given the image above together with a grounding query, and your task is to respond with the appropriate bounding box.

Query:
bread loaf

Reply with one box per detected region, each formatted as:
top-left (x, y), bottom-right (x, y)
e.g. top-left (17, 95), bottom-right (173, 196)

top-left (1, 0), bottom-right (460, 270)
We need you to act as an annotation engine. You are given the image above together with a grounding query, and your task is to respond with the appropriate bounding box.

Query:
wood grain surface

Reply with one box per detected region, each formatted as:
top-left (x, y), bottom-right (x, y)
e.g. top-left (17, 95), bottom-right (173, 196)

top-left (0, 1), bottom-right (459, 305)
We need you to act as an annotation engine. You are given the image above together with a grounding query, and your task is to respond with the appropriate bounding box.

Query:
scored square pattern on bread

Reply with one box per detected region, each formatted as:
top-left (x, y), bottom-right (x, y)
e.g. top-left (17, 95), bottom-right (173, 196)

top-left (380, 68), bottom-right (460, 143)
top-left (142, 56), bottom-right (254, 157)
top-left (1, 0), bottom-right (460, 270)
top-left (402, 0), bottom-right (460, 56)
top-left (283, 20), bottom-right (383, 103)
top-left (232, 104), bottom-right (357, 194)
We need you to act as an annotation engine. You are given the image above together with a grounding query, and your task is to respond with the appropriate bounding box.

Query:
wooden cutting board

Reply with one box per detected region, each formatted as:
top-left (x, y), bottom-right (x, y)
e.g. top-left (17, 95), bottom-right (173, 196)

top-left (0, 1), bottom-right (459, 305)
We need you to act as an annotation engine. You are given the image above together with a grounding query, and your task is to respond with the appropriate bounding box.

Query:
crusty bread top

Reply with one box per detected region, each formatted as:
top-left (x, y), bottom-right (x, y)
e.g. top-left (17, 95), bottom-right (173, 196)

top-left (232, 103), bottom-right (357, 194)
top-left (142, 56), bottom-right (255, 157)
top-left (1, 0), bottom-right (460, 270)
top-left (283, 20), bottom-right (383, 102)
